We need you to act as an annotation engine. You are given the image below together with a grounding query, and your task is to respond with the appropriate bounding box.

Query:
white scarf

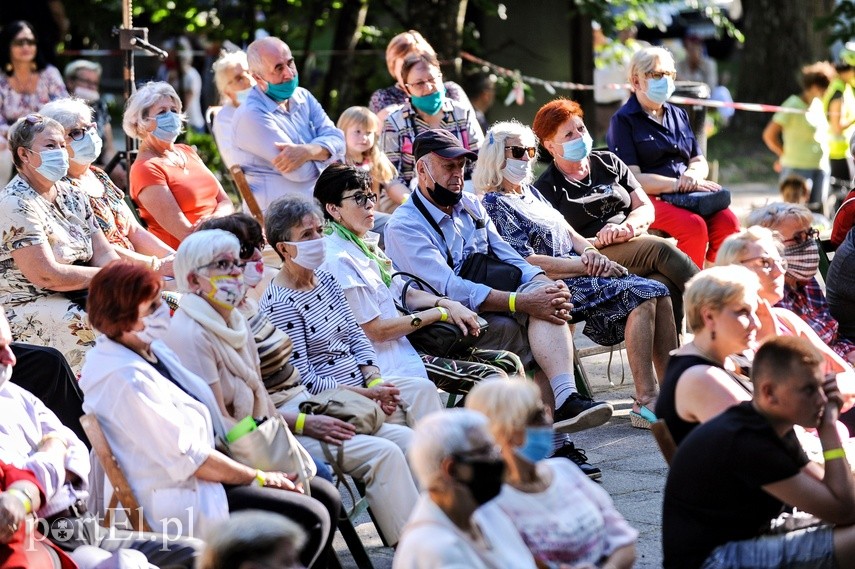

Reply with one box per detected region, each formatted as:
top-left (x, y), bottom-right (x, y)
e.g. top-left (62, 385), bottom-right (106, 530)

top-left (178, 293), bottom-right (270, 420)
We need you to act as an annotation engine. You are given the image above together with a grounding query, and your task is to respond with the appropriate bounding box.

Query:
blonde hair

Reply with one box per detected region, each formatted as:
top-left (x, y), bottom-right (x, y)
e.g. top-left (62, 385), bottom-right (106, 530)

top-left (745, 202), bottom-right (814, 231)
top-left (684, 265), bottom-right (760, 331)
top-left (716, 226), bottom-right (782, 267)
top-left (385, 30), bottom-right (436, 78)
top-left (465, 377), bottom-right (541, 442)
top-left (473, 121), bottom-right (538, 193)
top-left (628, 46), bottom-right (675, 88)
top-left (337, 106), bottom-right (397, 192)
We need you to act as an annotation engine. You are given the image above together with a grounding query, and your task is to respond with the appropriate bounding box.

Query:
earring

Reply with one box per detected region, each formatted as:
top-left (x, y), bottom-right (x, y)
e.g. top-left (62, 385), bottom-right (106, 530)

top-left (30, 62), bottom-right (36, 72)
top-left (710, 330), bottom-right (716, 341)
top-left (4, 63), bottom-right (11, 74)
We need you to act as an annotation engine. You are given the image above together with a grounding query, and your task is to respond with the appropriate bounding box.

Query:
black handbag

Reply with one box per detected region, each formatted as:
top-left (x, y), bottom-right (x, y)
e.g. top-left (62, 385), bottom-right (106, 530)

top-left (411, 192), bottom-right (522, 292)
top-left (660, 189), bottom-right (731, 216)
top-left (393, 271), bottom-right (489, 358)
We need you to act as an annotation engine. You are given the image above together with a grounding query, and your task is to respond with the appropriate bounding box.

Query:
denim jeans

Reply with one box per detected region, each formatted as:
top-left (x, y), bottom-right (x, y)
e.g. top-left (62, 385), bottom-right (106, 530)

top-left (700, 525), bottom-right (836, 569)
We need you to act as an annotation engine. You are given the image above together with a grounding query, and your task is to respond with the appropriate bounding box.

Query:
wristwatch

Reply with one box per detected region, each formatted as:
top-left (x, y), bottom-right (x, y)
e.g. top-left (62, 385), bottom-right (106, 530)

top-left (410, 314), bottom-right (423, 328)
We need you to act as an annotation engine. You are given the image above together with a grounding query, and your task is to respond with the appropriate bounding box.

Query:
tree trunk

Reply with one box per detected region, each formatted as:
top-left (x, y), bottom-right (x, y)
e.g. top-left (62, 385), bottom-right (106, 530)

top-left (408, 0), bottom-right (469, 81)
top-left (737, 0), bottom-right (834, 128)
top-left (321, 0), bottom-right (369, 114)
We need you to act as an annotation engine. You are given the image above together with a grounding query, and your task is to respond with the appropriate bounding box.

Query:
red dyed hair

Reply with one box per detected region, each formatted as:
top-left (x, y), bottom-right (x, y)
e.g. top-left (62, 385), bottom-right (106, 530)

top-left (532, 98), bottom-right (584, 146)
top-left (87, 261), bottom-right (162, 338)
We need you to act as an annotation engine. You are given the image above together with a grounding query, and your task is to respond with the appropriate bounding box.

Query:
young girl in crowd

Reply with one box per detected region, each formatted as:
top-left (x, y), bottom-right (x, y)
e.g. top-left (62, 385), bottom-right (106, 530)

top-left (337, 106), bottom-right (405, 213)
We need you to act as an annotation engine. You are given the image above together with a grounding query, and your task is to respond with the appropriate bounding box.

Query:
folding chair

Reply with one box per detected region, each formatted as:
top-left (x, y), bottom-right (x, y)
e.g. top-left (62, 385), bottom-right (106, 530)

top-left (79, 414), bottom-right (152, 532)
top-left (651, 419), bottom-right (677, 466)
top-left (230, 164), bottom-right (265, 225)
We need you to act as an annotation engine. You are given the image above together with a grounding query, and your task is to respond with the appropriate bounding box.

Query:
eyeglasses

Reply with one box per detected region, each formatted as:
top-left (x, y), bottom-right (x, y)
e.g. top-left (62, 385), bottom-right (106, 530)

top-left (198, 259), bottom-right (246, 272)
top-left (67, 124), bottom-right (96, 141)
top-left (740, 256), bottom-right (788, 274)
top-left (11, 38), bottom-right (36, 48)
top-left (645, 70), bottom-right (677, 80)
top-left (505, 145), bottom-right (536, 159)
top-left (341, 192), bottom-right (377, 208)
top-left (71, 77), bottom-right (100, 89)
top-left (239, 240), bottom-right (265, 260)
top-left (782, 227), bottom-right (819, 245)
top-left (405, 74), bottom-right (442, 95)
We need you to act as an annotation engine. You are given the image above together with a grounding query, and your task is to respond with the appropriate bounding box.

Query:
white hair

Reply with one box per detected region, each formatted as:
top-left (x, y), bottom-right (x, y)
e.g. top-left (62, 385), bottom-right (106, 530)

top-left (122, 81), bottom-right (185, 140)
top-left (199, 510), bottom-right (306, 569)
top-left (39, 97), bottom-right (94, 130)
top-left (212, 50), bottom-right (248, 96)
top-left (745, 202), bottom-right (813, 231)
top-left (408, 409), bottom-right (491, 487)
top-left (173, 229), bottom-right (240, 293)
top-left (472, 120), bottom-right (538, 193)
top-left (628, 46), bottom-right (675, 86)
top-left (63, 59), bottom-right (102, 82)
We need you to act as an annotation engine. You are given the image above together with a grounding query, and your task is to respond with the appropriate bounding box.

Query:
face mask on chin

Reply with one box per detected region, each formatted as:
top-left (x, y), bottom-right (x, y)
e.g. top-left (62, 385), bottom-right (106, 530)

top-left (424, 164), bottom-right (463, 207)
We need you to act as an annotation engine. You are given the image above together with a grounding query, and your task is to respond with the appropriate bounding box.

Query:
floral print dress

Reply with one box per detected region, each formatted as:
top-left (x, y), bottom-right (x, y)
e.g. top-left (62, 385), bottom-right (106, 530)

top-left (0, 176), bottom-right (100, 373)
top-left (65, 166), bottom-right (135, 250)
top-left (484, 185), bottom-right (670, 346)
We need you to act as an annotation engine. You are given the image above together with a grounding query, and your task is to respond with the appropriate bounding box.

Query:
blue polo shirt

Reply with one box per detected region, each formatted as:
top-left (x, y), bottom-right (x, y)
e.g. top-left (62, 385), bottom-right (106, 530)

top-left (606, 93), bottom-right (702, 179)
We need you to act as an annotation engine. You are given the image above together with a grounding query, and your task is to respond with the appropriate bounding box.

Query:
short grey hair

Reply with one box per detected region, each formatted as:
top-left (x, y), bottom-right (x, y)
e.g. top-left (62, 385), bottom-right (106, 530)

top-left (212, 50), bottom-right (248, 96)
top-left (8, 115), bottom-right (65, 169)
top-left (265, 195), bottom-right (323, 260)
top-left (745, 202), bottom-right (814, 231)
top-left (628, 46), bottom-right (675, 85)
top-left (473, 120), bottom-right (537, 194)
top-left (199, 510), bottom-right (306, 569)
top-left (246, 37), bottom-right (288, 75)
top-left (39, 97), bottom-right (94, 130)
top-left (466, 377), bottom-right (541, 443)
top-left (715, 226), bottom-right (782, 267)
top-left (122, 81), bottom-right (185, 140)
top-left (173, 229), bottom-right (240, 293)
top-left (63, 59), bottom-right (102, 82)
top-left (408, 409), bottom-right (491, 487)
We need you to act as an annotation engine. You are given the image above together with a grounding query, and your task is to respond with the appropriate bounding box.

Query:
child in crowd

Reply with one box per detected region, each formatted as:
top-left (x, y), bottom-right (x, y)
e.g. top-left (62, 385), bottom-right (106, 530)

top-left (779, 174), bottom-right (831, 233)
top-left (337, 106), bottom-right (405, 213)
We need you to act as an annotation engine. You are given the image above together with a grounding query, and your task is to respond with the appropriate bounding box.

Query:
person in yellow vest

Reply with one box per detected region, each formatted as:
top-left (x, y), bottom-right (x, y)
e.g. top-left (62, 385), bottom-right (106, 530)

top-left (824, 45), bottom-right (855, 184)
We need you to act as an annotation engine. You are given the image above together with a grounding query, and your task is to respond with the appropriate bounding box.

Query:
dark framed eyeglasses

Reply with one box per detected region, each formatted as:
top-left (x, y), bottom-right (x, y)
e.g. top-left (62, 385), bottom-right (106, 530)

top-left (341, 192), bottom-right (377, 207)
top-left (239, 240), bottom-right (265, 260)
top-left (782, 227), bottom-right (819, 245)
top-left (11, 38), bottom-right (37, 48)
top-left (198, 259), bottom-right (246, 272)
top-left (645, 70), bottom-right (677, 80)
top-left (67, 124), bottom-right (96, 141)
top-left (505, 145), bottom-right (536, 159)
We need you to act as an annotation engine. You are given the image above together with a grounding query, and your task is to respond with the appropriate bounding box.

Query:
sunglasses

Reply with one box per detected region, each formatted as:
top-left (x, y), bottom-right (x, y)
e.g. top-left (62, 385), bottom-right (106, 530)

top-left (24, 113), bottom-right (45, 125)
top-left (782, 227), bottom-right (819, 245)
top-left (239, 240), bottom-right (265, 260)
top-left (505, 145), bottom-right (536, 159)
top-left (11, 38), bottom-right (37, 48)
top-left (341, 192), bottom-right (377, 207)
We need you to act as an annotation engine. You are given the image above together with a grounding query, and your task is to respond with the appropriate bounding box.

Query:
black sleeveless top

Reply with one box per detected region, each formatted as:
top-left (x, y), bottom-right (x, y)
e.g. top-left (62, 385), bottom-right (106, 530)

top-left (655, 353), bottom-right (752, 446)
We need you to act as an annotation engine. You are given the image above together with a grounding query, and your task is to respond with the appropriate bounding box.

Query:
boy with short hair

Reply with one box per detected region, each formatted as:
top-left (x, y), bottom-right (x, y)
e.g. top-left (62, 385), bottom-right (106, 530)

top-left (662, 336), bottom-right (855, 569)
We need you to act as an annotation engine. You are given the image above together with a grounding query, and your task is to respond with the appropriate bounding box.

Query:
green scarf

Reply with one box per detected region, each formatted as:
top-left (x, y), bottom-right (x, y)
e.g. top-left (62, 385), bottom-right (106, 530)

top-left (329, 221), bottom-right (393, 287)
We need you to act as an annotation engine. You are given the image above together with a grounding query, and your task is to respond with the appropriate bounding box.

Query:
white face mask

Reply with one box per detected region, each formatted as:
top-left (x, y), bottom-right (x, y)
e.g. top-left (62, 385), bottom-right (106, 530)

top-left (0, 364), bottom-right (12, 389)
top-left (284, 238), bottom-right (326, 270)
top-left (235, 87), bottom-right (252, 105)
top-left (136, 302), bottom-right (171, 345)
top-left (502, 158), bottom-right (531, 185)
top-left (243, 259), bottom-right (265, 287)
top-left (70, 128), bottom-right (103, 165)
top-left (73, 86), bottom-right (100, 102)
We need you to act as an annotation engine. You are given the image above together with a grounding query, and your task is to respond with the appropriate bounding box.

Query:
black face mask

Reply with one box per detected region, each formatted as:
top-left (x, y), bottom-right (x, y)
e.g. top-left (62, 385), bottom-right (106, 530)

top-left (425, 165), bottom-right (463, 207)
top-left (452, 457), bottom-right (505, 506)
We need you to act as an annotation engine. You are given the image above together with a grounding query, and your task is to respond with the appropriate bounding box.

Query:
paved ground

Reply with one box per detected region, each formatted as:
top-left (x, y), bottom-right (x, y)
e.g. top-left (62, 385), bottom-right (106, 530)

top-left (332, 182), bottom-right (781, 568)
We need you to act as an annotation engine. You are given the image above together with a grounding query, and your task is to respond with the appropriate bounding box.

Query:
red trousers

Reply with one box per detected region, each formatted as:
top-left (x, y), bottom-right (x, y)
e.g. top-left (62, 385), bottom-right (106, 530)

top-left (650, 199), bottom-right (740, 268)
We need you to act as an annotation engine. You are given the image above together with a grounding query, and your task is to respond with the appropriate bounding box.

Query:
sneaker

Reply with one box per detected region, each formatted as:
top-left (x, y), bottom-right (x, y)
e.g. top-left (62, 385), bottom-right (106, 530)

top-left (553, 392), bottom-right (613, 434)
top-left (551, 441), bottom-right (602, 480)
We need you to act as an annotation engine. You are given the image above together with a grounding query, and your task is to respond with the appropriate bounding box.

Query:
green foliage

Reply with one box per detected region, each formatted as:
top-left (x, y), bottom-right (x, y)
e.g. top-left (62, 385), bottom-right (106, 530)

top-left (816, 0), bottom-right (855, 46)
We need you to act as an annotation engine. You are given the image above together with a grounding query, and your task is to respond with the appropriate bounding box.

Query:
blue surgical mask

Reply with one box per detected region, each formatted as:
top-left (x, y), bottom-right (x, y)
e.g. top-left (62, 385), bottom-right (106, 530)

top-left (265, 75), bottom-right (299, 103)
top-left (153, 111), bottom-right (182, 142)
top-left (646, 76), bottom-right (675, 105)
top-left (235, 87), bottom-right (252, 105)
top-left (69, 128), bottom-right (103, 165)
top-left (410, 84), bottom-right (446, 116)
top-left (515, 426), bottom-right (553, 464)
top-left (28, 148), bottom-right (69, 182)
top-left (558, 132), bottom-right (593, 162)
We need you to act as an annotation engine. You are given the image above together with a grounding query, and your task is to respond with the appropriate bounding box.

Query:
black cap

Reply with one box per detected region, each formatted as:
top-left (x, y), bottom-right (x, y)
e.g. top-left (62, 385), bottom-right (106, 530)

top-left (412, 129), bottom-right (478, 162)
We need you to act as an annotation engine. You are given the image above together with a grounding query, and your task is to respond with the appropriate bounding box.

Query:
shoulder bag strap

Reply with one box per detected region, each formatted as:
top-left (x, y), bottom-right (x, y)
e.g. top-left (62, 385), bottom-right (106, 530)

top-left (411, 191), bottom-right (454, 267)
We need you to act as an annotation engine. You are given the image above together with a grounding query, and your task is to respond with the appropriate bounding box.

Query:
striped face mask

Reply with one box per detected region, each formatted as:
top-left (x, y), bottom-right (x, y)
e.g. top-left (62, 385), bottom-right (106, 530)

top-left (782, 239), bottom-right (820, 282)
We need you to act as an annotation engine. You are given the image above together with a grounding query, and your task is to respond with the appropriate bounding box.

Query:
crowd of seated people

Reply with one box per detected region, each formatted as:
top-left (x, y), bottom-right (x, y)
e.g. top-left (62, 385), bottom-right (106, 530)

top-left (8, 23), bottom-right (855, 569)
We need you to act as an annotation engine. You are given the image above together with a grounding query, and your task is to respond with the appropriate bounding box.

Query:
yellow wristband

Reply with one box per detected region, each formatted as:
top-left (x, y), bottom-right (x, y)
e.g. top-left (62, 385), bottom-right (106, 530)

top-left (6, 488), bottom-right (32, 514)
top-left (583, 246), bottom-right (597, 253)
top-left (508, 292), bottom-right (517, 313)
top-left (436, 306), bottom-right (448, 322)
top-left (294, 412), bottom-right (307, 436)
top-left (254, 470), bottom-right (266, 487)
top-left (367, 377), bottom-right (384, 388)
top-left (823, 448), bottom-right (847, 461)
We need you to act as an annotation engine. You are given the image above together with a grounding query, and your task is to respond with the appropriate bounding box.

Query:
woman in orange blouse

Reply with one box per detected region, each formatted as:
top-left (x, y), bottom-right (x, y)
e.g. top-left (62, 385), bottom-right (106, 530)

top-left (124, 81), bottom-right (233, 248)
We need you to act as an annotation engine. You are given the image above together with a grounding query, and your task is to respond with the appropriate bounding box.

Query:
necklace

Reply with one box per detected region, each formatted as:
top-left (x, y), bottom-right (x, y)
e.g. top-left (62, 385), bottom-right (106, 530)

top-left (9, 71), bottom-right (38, 94)
top-left (167, 148), bottom-right (188, 173)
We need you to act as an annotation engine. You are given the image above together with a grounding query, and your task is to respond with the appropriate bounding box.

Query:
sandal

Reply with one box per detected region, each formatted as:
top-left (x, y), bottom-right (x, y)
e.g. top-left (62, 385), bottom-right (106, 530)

top-left (629, 404), bottom-right (657, 430)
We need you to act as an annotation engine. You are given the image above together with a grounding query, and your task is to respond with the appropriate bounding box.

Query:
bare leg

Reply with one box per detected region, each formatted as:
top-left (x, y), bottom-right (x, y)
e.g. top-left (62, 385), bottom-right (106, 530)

top-left (624, 299), bottom-right (658, 408)
top-left (832, 524), bottom-right (855, 568)
top-left (527, 318), bottom-right (574, 380)
top-left (653, 296), bottom-right (678, 381)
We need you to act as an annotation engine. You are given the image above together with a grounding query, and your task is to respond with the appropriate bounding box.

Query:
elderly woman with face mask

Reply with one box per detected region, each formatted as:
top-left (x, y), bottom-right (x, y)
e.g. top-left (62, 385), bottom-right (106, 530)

top-left (0, 113), bottom-right (119, 373)
top-left (607, 46), bottom-right (739, 268)
top-left (124, 81), bottom-right (233, 249)
top-left (746, 203), bottom-right (855, 364)
top-left (211, 50), bottom-right (255, 169)
top-left (40, 97), bottom-right (175, 276)
top-left (474, 120), bottom-right (677, 429)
